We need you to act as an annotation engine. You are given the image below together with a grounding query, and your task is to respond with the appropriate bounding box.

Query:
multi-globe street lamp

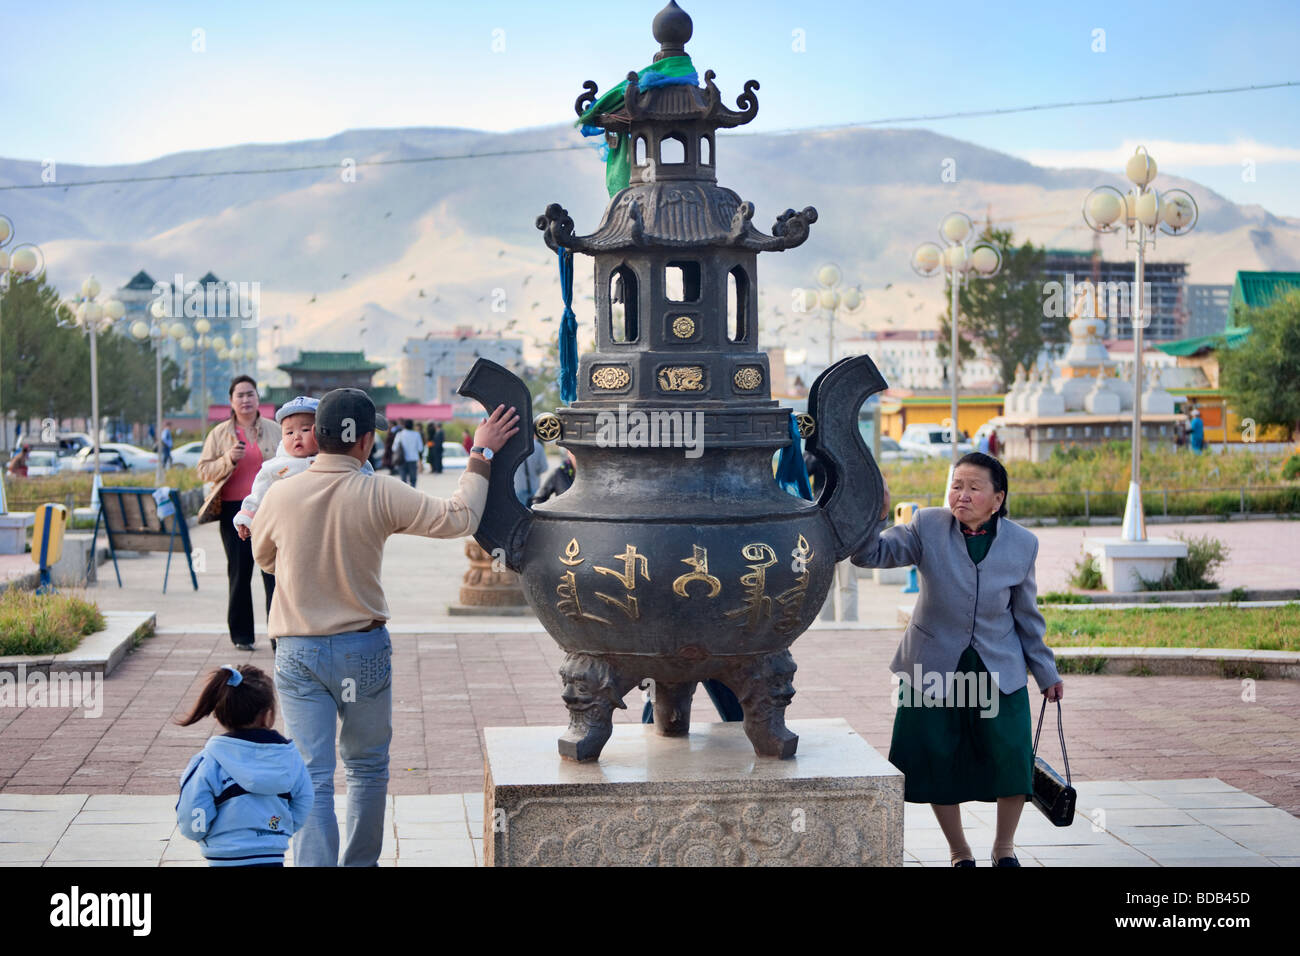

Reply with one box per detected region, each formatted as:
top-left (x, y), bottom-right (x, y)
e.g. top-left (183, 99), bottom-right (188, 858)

top-left (0, 216), bottom-right (45, 453)
top-left (132, 300), bottom-right (179, 486)
top-left (1083, 147), bottom-right (1198, 542)
top-left (811, 264), bottom-right (864, 370)
top-left (911, 212), bottom-right (1002, 480)
top-left (68, 275), bottom-right (126, 484)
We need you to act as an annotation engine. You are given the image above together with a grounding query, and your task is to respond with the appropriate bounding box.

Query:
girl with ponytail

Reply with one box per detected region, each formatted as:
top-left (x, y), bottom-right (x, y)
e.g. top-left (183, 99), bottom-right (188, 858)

top-left (175, 664), bottom-right (313, 866)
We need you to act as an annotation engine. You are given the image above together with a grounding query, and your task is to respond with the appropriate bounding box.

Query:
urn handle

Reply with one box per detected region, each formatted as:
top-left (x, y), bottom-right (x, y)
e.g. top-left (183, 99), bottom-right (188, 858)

top-left (803, 354), bottom-right (888, 561)
top-left (457, 358), bottom-right (535, 571)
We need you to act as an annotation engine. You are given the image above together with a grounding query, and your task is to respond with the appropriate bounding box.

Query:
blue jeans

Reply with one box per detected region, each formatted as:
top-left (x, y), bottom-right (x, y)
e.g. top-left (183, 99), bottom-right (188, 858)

top-left (274, 628), bottom-right (392, 867)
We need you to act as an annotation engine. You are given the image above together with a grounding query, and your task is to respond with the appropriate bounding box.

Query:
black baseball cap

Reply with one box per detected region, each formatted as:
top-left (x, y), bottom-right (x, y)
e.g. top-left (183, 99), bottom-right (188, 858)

top-left (314, 388), bottom-right (388, 442)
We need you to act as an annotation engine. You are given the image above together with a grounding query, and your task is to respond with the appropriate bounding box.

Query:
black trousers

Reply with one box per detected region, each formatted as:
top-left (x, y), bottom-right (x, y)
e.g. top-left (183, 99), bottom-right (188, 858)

top-left (217, 500), bottom-right (275, 646)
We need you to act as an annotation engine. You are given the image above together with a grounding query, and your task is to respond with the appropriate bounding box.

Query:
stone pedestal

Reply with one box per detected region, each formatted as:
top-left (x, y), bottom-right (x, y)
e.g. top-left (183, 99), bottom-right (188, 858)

top-left (447, 539), bottom-right (533, 616)
top-left (0, 513), bottom-right (34, 555)
top-left (50, 533), bottom-right (100, 586)
top-left (1086, 537), bottom-right (1188, 592)
top-left (483, 718), bottom-right (903, 866)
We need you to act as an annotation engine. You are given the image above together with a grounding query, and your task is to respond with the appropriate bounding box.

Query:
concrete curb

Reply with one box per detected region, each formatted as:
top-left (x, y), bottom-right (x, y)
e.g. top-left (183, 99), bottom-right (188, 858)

top-left (1050, 589), bottom-right (1300, 604)
top-left (1052, 645), bottom-right (1300, 679)
top-left (0, 611), bottom-right (156, 677)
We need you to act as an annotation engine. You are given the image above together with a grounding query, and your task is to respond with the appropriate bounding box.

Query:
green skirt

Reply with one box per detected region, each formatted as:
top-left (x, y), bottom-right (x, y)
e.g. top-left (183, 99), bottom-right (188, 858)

top-left (888, 645), bottom-right (1033, 804)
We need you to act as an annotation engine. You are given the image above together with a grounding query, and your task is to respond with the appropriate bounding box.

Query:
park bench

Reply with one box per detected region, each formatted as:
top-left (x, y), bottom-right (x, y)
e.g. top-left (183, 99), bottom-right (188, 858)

top-left (91, 487), bottom-right (198, 593)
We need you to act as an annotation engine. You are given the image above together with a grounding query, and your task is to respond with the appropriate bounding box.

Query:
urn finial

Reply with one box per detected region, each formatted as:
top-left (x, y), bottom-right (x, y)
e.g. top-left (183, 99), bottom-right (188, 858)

top-left (652, 1), bottom-right (692, 61)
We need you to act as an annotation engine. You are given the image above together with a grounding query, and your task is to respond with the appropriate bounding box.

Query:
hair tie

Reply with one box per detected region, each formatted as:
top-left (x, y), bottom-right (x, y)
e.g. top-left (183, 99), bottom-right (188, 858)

top-left (221, 665), bottom-right (243, 687)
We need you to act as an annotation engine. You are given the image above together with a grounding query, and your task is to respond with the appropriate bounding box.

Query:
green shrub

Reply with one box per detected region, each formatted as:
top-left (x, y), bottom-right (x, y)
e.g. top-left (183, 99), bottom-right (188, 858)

top-left (1138, 533), bottom-right (1230, 591)
top-left (0, 589), bottom-right (105, 655)
top-left (1283, 455), bottom-right (1300, 481)
top-left (1068, 551), bottom-right (1103, 590)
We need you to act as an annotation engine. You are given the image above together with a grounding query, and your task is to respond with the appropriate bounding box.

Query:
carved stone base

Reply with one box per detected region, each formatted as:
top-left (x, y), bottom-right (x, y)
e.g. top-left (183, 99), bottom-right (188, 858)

top-left (485, 718), bottom-right (903, 866)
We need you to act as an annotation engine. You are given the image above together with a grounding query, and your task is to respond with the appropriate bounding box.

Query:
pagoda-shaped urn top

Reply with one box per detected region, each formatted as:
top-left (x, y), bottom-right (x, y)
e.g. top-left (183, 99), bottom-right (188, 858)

top-left (540, 2), bottom-right (816, 257)
top-left (535, 2), bottom-right (819, 408)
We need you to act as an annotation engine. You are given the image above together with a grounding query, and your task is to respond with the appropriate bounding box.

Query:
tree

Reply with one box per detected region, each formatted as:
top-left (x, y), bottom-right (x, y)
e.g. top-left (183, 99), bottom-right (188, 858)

top-left (96, 333), bottom-right (190, 430)
top-left (0, 277), bottom-right (92, 423)
top-left (1219, 289), bottom-right (1300, 440)
top-left (936, 227), bottom-right (1066, 391)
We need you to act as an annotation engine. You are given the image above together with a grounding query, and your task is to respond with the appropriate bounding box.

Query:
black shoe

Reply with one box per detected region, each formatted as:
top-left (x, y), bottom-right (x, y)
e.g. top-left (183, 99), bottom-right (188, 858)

top-left (992, 853), bottom-right (1021, 867)
top-left (953, 858), bottom-right (976, 867)
top-left (233, 641), bottom-right (254, 651)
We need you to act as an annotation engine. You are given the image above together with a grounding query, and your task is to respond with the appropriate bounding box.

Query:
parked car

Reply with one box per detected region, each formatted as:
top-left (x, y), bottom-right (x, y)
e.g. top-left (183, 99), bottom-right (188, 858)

top-left (66, 446), bottom-right (129, 472)
top-left (171, 440), bottom-right (205, 468)
top-left (878, 436), bottom-right (926, 463)
top-left (898, 424), bottom-right (975, 459)
top-left (442, 442), bottom-right (469, 469)
top-left (55, 433), bottom-right (93, 457)
top-left (25, 450), bottom-right (62, 476)
top-left (98, 442), bottom-right (159, 472)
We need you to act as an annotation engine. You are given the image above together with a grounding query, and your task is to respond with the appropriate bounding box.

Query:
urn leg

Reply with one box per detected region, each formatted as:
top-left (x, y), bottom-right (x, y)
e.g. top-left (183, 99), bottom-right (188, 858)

top-left (724, 650), bottom-right (800, 759)
top-left (557, 653), bottom-right (636, 762)
top-left (651, 681), bottom-right (697, 736)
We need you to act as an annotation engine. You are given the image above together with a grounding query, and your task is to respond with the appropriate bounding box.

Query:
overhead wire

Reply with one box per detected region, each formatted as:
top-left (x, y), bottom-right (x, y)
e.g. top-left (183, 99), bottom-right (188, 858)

top-left (1, 80), bottom-right (1294, 192)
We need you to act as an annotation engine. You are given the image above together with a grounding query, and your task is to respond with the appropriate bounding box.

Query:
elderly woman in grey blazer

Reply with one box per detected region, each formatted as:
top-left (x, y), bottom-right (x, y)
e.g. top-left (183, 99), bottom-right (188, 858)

top-left (853, 451), bottom-right (1064, 867)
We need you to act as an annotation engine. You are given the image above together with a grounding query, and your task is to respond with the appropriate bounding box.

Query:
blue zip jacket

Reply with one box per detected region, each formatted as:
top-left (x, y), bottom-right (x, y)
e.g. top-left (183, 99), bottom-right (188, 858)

top-left (176, 728), bottom-right (313, 866)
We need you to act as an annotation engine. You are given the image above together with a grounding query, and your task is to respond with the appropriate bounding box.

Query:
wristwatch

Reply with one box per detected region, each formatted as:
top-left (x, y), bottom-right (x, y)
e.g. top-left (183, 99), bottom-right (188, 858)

top-left (470, 446), bottom-right (494, 461)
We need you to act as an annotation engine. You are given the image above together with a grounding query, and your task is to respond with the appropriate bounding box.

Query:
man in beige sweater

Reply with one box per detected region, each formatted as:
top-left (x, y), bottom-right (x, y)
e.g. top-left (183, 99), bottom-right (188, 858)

top-left (252, 387), bottom-right (517, 866)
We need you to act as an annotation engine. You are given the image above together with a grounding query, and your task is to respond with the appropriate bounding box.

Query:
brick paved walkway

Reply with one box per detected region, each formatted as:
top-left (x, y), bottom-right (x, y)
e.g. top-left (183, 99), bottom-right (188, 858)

top-left (3, 625), bottom-right (1297, 816)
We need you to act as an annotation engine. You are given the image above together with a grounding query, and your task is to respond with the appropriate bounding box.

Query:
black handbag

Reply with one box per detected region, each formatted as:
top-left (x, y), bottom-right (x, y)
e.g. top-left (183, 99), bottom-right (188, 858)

top-left (1031, 697), bottom-right (1077, 827)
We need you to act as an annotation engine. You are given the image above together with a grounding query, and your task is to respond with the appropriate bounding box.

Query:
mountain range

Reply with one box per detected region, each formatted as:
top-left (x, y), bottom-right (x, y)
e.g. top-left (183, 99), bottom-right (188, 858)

top-left (4, 124), bottom-right (1297, 374)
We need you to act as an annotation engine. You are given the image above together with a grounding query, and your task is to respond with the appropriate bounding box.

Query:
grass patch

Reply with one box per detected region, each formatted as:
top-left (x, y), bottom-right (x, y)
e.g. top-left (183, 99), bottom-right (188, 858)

top-left (1038, 591), bottom-right (1093, 605)
top-left (0, 589), bottom-right (106, 655)
top-left (1056, 656), bottom-right (1108, 675)
top-left (2, 467), bottom-right (202, 512)
top-left (1044, 603), bottom-right (1300, 651)
top-left (881, 444), bottom-right (1300, 517)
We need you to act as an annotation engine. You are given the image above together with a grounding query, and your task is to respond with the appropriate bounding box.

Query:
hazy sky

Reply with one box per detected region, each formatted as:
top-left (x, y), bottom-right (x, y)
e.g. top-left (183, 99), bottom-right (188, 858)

top-left (5, 0), bottom-right (1300, 214)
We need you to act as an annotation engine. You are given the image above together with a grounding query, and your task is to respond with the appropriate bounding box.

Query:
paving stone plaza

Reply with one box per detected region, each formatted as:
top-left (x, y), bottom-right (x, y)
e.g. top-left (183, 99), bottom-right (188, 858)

top-left (2, 469), bottom-right (1298, 867)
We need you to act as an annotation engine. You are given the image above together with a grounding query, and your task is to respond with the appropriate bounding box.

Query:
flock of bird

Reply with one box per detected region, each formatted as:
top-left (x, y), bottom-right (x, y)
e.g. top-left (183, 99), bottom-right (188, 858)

top-left (294, 226), bottom-right (931, 362)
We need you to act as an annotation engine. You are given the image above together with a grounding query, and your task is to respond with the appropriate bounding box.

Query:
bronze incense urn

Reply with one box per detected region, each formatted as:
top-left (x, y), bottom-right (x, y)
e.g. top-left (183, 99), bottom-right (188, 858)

top-left (461, 1), bottom-right (886, 761)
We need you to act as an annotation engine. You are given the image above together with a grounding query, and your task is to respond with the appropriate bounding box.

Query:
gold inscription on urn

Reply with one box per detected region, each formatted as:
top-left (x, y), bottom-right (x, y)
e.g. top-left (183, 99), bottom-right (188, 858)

top-left (670, 315), bottom-right (696, 339)
top-left (591, 366), bottom-right (631, 390)
top-left (724, 542), bottom-right (778, 633)
top-left (657, 366), bottom-right (705, 391)
top-left (672, 544), bottom-right (722, 598)
top-left (733, 366), bottom-right (763, 391)
top-left (593, 544), bottom-right (650, 620)
top-left (555, 539), bottom-right (609, 624)
top-left (774, 534), bottom-right (814, 636)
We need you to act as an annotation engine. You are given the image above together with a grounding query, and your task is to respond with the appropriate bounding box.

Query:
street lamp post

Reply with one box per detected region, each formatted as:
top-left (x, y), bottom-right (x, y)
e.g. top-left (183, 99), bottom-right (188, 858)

top-left (912, 212), bottom-right (1002, 484)
top-left (132, 301), bottom-right (175, 486)
top-left (1083, 147), bottom-right (1198, 542)
top-left (69, 276), bottom-right (126, 486)
top-left (0, 216), bottom-right (46, 454)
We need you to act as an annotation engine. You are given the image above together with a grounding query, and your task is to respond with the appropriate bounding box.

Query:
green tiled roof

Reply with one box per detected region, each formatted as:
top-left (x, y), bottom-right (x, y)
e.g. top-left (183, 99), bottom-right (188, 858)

top-left (1231, 271), bottom-right (1300, 317)
top-left (278, 350), bottom-right (386, 373)
top-left (1155, 326), bottom-right (1252, 357)
top-left (264, 384), bottom-right (412, 407)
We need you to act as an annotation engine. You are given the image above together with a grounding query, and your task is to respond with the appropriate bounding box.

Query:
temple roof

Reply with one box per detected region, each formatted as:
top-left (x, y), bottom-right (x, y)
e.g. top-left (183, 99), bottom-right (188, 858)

top-left (537, 187), bottom-right (816, 254)
top-left (122, 270), bottom-right (156, 291)
top-left (278, 350), bottom-right (385, 373)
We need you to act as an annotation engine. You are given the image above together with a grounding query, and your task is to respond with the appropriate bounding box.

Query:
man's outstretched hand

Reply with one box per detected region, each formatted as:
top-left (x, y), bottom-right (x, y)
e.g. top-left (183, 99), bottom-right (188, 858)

top-left (473, 404), bottom-right (520, 453)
